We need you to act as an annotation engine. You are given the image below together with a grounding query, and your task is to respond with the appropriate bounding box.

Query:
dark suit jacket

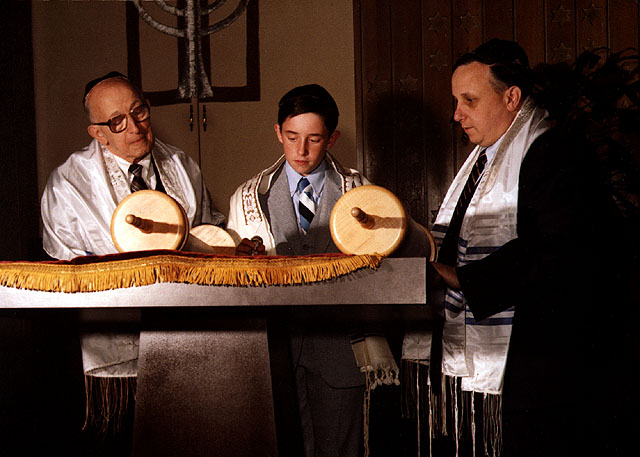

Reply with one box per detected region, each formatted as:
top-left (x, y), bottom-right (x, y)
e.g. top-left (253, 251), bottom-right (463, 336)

top-left (457, 128), bottom-right (631, 454)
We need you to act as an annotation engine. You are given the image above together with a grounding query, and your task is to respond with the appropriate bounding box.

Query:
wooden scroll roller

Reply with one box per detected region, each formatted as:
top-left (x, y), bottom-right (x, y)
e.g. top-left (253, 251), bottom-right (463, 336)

top-left (110, 189), bottom-right (236, 255)
top-left (350, 207), bottom-right (375, 229)
top-left (124, 214), bottom-right (153, 233)
top-left (330, 185), bottom-right (435, 259)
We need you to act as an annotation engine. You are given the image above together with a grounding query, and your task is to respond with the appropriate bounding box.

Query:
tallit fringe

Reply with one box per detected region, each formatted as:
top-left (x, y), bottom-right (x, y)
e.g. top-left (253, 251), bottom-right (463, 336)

top-left (483, 393), bottom-right (502, 457)
top-left (83, 375), bottom-right (136, 434)
top-left (401, 360), bottom-right (502, 457)
top-left (0, 253), bottom-right (382, 293)
top-left (354, 335), bottom-right (400, 457)
top-left (362, 363), bottom-right (401, 457)
top-left (363, 384), bottom-right (372, 457)
top-left (365, 364), bottom-right (400, 388)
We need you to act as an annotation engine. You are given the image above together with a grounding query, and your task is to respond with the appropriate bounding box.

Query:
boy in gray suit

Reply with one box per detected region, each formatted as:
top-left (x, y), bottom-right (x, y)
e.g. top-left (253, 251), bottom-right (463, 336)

top-left (227, 84), bottom-right (369, 457)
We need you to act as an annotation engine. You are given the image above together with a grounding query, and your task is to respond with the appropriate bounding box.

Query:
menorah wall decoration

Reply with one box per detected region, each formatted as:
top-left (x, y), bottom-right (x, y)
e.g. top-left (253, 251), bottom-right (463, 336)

top-left (126, 0), bottom-right (260, 105)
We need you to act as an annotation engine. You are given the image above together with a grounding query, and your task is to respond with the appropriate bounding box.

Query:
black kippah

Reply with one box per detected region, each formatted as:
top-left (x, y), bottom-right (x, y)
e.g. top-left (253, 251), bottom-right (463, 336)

top-left (83, 71), bottom-right (127, 106)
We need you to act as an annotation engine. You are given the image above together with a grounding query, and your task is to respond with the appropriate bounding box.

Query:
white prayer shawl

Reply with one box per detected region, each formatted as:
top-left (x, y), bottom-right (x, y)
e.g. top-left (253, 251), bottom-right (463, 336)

top-left (227, 152), bottom-right (368, 254)
top-left (41, 138), bottom-right (224, 376)
top-left (42, 138), bottom-right (222, 260)
top-left (403, 98), bottom-right (550, 394)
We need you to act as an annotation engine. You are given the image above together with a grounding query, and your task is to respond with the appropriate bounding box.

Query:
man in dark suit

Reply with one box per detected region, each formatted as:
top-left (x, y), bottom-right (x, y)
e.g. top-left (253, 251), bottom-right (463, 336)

top-left (418, 39), bottom-right (624, 456)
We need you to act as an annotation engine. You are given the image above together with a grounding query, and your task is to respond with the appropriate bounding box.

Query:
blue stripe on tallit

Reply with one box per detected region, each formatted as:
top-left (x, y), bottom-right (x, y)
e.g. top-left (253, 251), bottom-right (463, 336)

top-left (444, 302), bottom-right (464, 314)
top-left (465, 316), bottom-right (513, 325)
top-left (432, 224), bottom-right (502, 266)
top-left (465, 306), bottom-right (515, 326)
top-left (444, 290), bottom-right (465, 313)
top-left (465, 245), bottom-right (500, 256)
top-left (431, 224), bottom-right (448, 236)
top-left (457, 238), bottom-right (501, 264)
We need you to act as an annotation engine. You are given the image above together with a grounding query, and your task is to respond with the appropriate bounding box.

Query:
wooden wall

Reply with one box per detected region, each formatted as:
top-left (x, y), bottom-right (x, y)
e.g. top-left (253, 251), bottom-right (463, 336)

top-left (354, 0), bottom-right (640, 227)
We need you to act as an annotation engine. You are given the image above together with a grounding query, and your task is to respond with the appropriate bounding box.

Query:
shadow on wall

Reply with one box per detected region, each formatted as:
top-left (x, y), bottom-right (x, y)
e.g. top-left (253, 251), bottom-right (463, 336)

top-left (364, 91), bottom-right (453, 228)
top-left (533, 47), bottom-right (640, 224)
top-left (533, 47), bottom-right (640, 450)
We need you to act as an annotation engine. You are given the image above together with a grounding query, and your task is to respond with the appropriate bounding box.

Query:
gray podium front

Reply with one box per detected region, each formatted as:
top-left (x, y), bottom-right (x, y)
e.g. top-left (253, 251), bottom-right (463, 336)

top-left (0, 258), bottom-right (428, 457)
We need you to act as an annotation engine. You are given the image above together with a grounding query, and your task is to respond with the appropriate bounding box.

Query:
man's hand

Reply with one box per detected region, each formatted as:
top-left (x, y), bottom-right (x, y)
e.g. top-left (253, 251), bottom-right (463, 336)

top-left (235, 236), bottom-right (266, 256)
top-left (429, 261), bottom-right (461, 290)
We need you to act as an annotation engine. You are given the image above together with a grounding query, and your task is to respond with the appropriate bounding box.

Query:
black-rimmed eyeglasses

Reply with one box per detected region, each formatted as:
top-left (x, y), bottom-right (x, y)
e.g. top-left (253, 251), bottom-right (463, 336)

top-left (91, 103), bottom-right (151, 134)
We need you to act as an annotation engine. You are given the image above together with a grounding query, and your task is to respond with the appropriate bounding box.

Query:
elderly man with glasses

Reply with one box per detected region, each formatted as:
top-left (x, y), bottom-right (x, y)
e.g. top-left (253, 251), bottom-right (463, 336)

top-left (40, 72), bottom-right (225, 437)
top-left (42, 71), bottom-right (225, 260)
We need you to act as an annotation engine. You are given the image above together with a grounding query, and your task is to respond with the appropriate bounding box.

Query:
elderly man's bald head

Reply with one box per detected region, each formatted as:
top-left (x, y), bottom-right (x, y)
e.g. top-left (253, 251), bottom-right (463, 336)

top-left (83, 73), bottom-right (145, 122)
top-left (85, 75), bottom-right (154, 163)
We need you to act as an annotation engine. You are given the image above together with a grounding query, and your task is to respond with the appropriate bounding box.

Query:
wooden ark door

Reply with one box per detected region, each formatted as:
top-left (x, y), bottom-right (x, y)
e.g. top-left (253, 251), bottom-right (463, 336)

top-left (354, 0), bottom-right (640, 228)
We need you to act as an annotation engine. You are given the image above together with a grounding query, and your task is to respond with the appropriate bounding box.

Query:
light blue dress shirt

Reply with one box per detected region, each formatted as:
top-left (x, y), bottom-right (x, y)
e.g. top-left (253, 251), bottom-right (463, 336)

top-left (284, 160), bottom-right (326, 226)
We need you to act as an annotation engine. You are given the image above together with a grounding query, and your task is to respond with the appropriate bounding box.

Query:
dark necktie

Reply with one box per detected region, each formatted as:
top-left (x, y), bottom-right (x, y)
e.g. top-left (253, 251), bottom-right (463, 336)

top-left (128, 163), bottom-right (148, 193)
top-left (438, 148), bottom-right (488, 266)
top-left (297, 177), bottom-right (315, 233)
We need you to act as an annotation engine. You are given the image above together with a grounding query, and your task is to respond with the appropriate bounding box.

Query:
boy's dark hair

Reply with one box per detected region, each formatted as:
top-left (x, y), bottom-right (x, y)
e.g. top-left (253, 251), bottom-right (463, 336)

top-left (277, 84), bottom-right (339, 134)
top-left (454, 39), bottom-right (533, 99)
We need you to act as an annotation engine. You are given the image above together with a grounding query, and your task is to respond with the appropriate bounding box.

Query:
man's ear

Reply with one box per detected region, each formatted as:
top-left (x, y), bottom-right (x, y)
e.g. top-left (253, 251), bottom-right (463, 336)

top-left (87, 125), bottom-right (108, 145)
top-left (327, 130), bottom-right (341, 149)
top-left (504, 86), bottom-right (522, 112)
top-left (274, 123), bottom-right (284, 144)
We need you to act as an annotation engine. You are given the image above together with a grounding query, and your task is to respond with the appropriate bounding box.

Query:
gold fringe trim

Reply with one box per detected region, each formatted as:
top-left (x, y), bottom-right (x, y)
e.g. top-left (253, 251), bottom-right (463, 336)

top-left (0, 253), bottom-right (382, 293)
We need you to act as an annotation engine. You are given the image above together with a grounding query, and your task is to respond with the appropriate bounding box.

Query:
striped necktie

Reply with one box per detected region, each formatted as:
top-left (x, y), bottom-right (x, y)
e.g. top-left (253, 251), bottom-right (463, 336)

top-left (438, 148), bottom-right (488, 266)
top-left (129, 163), bottom-right (148, 193)
top-left (297, 177), bottom-right (315, 233)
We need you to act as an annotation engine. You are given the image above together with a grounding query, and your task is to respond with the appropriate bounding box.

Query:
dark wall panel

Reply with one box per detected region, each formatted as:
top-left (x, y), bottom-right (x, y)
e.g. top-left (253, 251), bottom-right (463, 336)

top-left (576, 0), bottom-right (607, 52)
top-left (422, 0), bottom-right (455, 223)
top-left (515, 0), bottom-right (546, 65)
top-left (546, 0), bottom-right (576, 63)
top-left (609, 0), bottom-right (639, 52)
top-left (359, 0), bottom-right (393, 189)
top-left (391, 0), bottom-right (425, 222)
top-left (452, 0), bottom-right (483, 170)
top-left (484, 0), bottom-right (515, 42)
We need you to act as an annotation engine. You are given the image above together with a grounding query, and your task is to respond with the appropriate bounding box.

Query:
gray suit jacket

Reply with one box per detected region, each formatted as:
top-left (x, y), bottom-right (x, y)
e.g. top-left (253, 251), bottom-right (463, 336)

top-left (260, 164), bottom-right (342, 256)
top-left (260, 162), bottom-right (365, 387)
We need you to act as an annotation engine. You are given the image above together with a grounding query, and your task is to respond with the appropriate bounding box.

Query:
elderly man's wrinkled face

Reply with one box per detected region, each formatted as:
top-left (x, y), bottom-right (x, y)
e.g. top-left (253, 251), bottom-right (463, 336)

top-left (452, 62), bottom-right (520, 147)
top-left (87, 79), bottom-right (154, 163)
